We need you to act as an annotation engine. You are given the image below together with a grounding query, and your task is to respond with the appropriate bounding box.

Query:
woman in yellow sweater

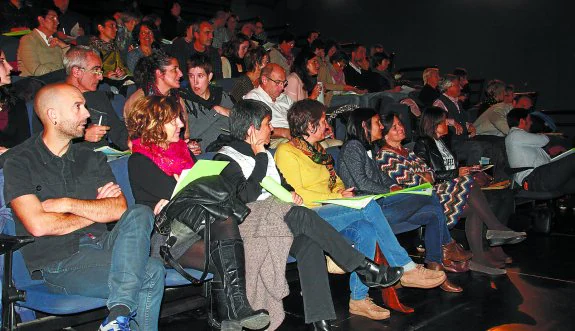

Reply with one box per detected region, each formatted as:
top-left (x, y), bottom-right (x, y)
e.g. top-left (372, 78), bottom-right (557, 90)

top-left (275, 99), bottom-right (446, 321)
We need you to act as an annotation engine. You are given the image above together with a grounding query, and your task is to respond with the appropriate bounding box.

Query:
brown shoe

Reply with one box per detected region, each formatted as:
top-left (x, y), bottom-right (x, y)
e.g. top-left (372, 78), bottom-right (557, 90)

top-left (443, 240), bottom-right (472, 262)
top-left (426, 262), bottom-right (463, 293)
top-left (443, 259), bottom-right (470, 273)
top-left (349, 296), bottom-right (390, 320)
top-left (400, 264), bottom-right (446, 289)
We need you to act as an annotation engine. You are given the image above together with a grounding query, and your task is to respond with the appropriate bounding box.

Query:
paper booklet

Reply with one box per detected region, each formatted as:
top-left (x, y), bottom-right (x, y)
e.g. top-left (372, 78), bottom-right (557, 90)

top-left (94, 146), bottom-right (131, 156)
top-left (171, 160), bottom-right (229, 198)
top-left (315, 182), bottom-right (434, 209)
top-left (260, 177), bottom-right (293, 203)
top-left (550, 148), bottom-right (575, 163)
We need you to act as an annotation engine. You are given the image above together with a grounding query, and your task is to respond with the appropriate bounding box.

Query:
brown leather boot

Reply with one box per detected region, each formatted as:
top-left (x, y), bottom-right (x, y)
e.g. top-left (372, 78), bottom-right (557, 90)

top-left (426, 262), bottom-right (463, 293)
top-left (443, 240), bottom-right (472, 262)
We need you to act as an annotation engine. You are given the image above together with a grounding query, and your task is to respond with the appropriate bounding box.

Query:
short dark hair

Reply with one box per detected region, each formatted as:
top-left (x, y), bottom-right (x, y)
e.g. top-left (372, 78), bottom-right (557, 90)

top-left (350, 43), bottom-right (366, 54)
top-left (453, 67), bottom-right (468, 79)
top-left (230, 99), bottom-right (272, 140)
top-left (307, 30), bottom-right (320, 39)
top-left (94, 16), bottom-right (116, 34)
top-left (419, 106), bottom-right (447, 139)
top-left (187, 53), bottom-right (213, 75)
top-left (310, 39), bottom-right (324, 52)
top-left (35, 5), bottom-right (59, 28)
top-left (329, 51), bottom-right (348, 64)
top-left (506, 108), bottom-right (530, 128)
top-left (323, 40), bottom-right (339, 54)
top-left (244, 47), bottom-right (267, 72)
top-left (278, 31), bottom-right (295, 44)
top-left (287, 99), bottom-right (326, 138)
top-left (370, 51), bottom-right (390, 68)
top-left (345, 108), bottom-right (378, 149)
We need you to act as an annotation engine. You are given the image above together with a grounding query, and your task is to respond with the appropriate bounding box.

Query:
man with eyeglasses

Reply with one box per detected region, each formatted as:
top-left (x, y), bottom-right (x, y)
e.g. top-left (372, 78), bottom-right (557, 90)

top-left (17, 5), bottom-right (70, 76)
top-left (269, 31), bottom-right (295, 75)
top-left (61, 46), bottom-right (129, 151)
top-left (244, 63), bottom-right (293, 148)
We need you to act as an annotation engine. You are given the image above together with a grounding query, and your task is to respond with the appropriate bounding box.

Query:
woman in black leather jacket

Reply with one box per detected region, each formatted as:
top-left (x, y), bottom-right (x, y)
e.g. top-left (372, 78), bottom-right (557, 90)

top-left (413, 107), bottom-right (527, 274)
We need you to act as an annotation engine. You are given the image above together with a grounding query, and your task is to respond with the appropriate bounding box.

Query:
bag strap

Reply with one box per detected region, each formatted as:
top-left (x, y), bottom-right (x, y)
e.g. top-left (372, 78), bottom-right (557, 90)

top-left (160, 216), bottom-right (212, 285)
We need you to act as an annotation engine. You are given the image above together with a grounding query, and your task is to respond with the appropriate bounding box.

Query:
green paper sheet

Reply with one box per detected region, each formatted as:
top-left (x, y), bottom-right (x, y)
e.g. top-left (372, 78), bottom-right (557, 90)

top-left (2, 29), bottom-right (31, 37)
top-left (260, 176), bottom-right (293, 203)
top-left (94, 146), bottom-right (132, 156)
top-left (314, 183), bottom-right (434, 209)
top-left (314, 195), bottom-right (378, 209)
top-left (171, 160), bottom-right (229, 198)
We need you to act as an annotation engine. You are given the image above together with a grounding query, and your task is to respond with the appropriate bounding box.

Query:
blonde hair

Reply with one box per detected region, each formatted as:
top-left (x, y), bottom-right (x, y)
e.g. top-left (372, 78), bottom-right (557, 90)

top-left (125, 95), bottom-right (182, 145)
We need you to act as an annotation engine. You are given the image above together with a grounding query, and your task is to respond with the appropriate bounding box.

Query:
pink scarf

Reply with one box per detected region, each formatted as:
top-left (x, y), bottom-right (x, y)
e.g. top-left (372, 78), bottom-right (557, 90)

top-left (131, 138), bottom-right (195, 176)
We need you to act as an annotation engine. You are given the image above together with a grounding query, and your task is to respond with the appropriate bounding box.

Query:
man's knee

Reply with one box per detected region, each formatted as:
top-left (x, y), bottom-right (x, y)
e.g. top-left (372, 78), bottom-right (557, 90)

top-left (119, 204), bottom-right (155, 232)
top-left (145, 257), bottom-right (166, 286)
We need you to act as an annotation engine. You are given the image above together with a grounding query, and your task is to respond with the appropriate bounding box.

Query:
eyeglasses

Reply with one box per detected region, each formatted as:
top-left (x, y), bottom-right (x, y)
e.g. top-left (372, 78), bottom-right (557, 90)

top-left (265, 76), bottom-right (288, 87)
top-left (79, 67), bottom-right (104, 76)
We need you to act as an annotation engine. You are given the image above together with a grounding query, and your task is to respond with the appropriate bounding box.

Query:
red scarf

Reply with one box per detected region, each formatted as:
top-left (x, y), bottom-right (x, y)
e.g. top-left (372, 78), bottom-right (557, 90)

top-left (131, 138), bottom-right (194, 176)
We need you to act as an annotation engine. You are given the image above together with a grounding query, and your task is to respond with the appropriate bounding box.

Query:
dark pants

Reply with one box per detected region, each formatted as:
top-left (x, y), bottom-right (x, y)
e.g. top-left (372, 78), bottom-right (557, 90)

top-left (524, 153), bottom-right (575, 193)
top-left (283, 207), bottom-right (365, 323)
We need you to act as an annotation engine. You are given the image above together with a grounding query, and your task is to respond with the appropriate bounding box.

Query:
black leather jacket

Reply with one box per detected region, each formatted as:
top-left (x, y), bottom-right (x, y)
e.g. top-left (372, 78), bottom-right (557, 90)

top-left (413, 136), bottom-right (459, 182)
top-left (155, 175), bottom-right (250, 237)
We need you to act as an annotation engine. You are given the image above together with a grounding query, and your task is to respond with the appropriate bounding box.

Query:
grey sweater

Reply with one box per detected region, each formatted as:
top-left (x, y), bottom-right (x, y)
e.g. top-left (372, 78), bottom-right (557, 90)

top-left (337, 139), bottom-right (396, 195)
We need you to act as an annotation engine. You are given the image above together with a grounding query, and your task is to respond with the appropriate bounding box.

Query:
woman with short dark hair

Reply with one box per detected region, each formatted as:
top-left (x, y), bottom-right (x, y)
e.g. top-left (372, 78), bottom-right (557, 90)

top-left (213, 99), bottom-right (404, 330)
top-left (229, 47), bottom-right (269, 103)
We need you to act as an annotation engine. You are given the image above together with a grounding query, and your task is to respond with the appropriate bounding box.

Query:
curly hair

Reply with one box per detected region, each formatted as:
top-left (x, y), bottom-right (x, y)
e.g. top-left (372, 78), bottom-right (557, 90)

top-left (125, 95), bottom-right (182, 145)
top-left (132, 21), bottom-right (157, 46)
top-left (287, 99), bottom-right (326, 138)
top-left (133, 50), bottom-right (174, 89)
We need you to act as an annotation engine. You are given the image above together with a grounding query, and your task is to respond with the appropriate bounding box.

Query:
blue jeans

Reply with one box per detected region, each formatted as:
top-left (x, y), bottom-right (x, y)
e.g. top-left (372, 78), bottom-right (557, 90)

top-left (42, 205), bottom-right (165, 330)
top-left (314, 200), bottom-right (412, 301)
top-left (378, 193), bottom-right (452, 263)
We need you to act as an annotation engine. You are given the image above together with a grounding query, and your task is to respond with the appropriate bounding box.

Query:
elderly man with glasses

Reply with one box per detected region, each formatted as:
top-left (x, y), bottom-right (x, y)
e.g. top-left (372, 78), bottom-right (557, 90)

top-left (244, 63), bottom-right (294, 148)
top-left (59, 46), bottom-right (129, 151)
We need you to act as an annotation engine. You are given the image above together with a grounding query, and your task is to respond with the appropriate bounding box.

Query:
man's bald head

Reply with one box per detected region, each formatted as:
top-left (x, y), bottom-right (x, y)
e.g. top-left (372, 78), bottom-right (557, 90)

top-left (34, 83), bottom-right (82, 123)
top-left (34, 83), bottom-right (90, 140)
top-left (260, 63), bottom-right (287, 101)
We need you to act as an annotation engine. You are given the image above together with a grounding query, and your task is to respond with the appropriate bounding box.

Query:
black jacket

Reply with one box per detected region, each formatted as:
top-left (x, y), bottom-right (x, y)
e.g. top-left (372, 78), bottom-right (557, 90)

top-left (155, 175), bottom-right (250, 237)
top-left (413, 136), bottom-right (458, 182)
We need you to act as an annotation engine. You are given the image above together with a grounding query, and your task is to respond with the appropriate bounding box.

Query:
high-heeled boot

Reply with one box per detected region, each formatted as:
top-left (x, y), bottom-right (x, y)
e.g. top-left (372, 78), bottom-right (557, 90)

top-left (210, 239), bottom-right (270, 330)
top-left (355, 258), bottom-right (404, 288)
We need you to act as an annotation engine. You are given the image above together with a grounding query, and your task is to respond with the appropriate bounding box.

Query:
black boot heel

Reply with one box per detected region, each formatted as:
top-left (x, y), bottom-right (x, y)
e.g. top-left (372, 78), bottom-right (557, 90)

top-left (355, 258), bottom-right (403, 288)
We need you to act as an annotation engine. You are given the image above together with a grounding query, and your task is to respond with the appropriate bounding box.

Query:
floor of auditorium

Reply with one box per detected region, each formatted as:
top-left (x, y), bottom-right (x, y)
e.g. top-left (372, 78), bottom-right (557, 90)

top-left (159, 200), bottom-right (575, 331)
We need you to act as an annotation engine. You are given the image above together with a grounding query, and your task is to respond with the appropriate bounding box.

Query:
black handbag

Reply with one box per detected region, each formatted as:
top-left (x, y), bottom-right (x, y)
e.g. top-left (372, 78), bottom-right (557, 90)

top-left (154, 175), bottom-right (250, 284)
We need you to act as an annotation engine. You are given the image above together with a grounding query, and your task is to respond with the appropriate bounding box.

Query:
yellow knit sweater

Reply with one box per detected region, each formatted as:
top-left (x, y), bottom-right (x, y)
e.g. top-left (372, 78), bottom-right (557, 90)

top-left (274, 142), bottom-right (345, 207)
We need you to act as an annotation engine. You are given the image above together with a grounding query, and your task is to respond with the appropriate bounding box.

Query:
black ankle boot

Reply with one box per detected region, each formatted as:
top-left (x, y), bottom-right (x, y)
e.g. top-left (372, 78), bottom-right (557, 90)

top-left (355, 258), bottom-right (403, 288)
top-left (210, 239), bottom-right (270, 330)
top-left (308, 320), bottom-right (332, 331)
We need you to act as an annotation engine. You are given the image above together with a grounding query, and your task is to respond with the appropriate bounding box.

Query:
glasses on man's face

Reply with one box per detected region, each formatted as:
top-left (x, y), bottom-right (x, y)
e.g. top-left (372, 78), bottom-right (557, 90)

top-left (265, 76), bottom-right (288, 87)
top-left (45, 15), bottom-right (59, 22)
top-left (80, 67), bottom-right (104, 76)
